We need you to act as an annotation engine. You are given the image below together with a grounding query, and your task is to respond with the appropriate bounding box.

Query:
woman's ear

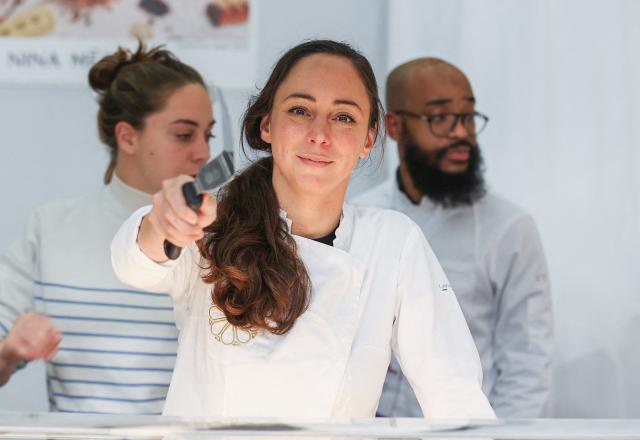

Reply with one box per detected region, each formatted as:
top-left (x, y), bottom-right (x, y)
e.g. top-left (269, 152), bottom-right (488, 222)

top-left (115, 121), bottom-right (137, 155)
top-left (259, 114), bottom-right (272, 144)
top-left (359, 123), bottom-right (377, 158)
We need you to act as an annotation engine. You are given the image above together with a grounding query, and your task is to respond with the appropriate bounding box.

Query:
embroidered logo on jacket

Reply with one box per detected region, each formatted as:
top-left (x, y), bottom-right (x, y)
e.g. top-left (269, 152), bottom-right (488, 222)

top-left (208, 304), bottom-right (258, 346)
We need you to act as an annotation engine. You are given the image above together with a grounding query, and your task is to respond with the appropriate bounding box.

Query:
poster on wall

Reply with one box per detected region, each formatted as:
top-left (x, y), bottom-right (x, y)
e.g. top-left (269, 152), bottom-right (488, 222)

top-left (0, 0), bottom-right (256, 88)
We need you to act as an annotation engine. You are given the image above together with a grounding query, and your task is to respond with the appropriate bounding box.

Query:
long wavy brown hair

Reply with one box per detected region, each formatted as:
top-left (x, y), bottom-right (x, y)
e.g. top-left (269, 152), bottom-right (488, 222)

top-left (199, 40), bottom-right (384, 335)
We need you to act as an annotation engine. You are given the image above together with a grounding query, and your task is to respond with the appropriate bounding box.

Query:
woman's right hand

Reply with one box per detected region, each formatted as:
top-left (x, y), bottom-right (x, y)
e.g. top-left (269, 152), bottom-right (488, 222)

top-left (138, 175), bottom-right (217, 262)
top-left (0, 312), bottom-right (62, 385)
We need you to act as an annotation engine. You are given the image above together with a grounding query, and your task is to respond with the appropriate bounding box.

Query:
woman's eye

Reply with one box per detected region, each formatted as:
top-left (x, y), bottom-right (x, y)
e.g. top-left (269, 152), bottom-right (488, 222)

top-left (336, 114), bottom-right (355, 123)
top-left (176, 133), bottom-right (193, 141)
top-left (206, 133), bottom-right (216, 142)
top-left (289, 107), bottom-right (308, 116)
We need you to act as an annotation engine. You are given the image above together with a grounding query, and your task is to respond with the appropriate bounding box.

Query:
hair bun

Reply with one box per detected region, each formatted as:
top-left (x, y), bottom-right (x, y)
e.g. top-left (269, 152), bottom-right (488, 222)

top-left (88, 47), bottom-right (132, 92)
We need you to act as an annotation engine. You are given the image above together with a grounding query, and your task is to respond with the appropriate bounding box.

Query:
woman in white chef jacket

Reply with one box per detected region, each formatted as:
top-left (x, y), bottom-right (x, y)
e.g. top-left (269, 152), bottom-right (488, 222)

top-left (111, 40), bottom-right (496, 420)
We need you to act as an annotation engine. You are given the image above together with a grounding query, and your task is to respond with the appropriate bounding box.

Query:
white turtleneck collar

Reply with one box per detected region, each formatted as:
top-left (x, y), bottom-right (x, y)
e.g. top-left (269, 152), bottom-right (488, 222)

top-left (105, 172), bottom-right (154, 216)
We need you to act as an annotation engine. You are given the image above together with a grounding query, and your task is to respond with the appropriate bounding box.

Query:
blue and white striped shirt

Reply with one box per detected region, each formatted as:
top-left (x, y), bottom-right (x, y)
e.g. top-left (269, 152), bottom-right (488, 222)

top-left (0, 175), bottom-right (178, 414)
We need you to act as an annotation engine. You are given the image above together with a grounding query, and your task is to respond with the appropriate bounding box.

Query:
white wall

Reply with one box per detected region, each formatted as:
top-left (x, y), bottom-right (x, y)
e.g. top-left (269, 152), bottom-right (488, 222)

top-left (1, 0), bottom-right (639, 418)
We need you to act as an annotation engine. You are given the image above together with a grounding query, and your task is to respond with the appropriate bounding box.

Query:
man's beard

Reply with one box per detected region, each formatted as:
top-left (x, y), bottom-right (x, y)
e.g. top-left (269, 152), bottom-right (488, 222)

top-left (402, 136), bottom-right (486, 208)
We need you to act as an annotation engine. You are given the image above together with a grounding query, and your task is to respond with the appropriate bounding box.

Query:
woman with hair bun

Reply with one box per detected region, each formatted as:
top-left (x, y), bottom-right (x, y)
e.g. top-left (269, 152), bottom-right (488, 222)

top-left (112, 39), bottom-right (495, 420)
top-left (0, 42), bottom-right (215, 414)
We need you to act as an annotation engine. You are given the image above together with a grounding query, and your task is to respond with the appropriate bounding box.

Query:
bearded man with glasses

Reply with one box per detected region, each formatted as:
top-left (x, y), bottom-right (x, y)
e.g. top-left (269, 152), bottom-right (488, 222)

top-left (355, 58), bottom-right (553, 419)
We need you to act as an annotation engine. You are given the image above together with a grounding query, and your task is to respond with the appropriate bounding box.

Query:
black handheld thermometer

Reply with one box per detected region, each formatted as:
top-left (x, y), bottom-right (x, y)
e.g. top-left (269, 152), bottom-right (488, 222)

top-left (163, 151), bottom-right (234, 260)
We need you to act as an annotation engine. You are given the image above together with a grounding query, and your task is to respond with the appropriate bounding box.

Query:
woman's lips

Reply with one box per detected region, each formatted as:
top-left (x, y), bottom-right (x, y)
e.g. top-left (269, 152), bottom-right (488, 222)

top-left (298, 155), bottom-right (333, 167)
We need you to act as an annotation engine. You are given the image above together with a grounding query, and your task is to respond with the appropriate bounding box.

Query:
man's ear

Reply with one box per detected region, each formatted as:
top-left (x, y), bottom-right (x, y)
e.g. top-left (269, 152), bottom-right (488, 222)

top-left (259, 114), bottom-right (272, 144)
top-left (386, 113), bottom-right (403, 142)
top-left (114, 121), bottom-right (138, 155)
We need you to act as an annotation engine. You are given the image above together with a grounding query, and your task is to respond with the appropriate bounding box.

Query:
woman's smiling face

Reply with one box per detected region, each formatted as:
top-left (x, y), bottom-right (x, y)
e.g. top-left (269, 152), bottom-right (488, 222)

top-left (260, 53), bottom-right (376, 197)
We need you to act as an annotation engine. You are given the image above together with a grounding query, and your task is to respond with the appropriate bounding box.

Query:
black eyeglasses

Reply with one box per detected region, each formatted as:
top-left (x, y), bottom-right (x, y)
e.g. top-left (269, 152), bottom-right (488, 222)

top-left (394, 110), bottom-right (489, 137)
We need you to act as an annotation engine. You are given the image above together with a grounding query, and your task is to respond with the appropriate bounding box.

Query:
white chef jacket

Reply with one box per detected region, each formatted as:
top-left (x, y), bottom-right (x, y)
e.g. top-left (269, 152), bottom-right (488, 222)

top-left (111, 202), bottom-right (496, 420)
top-left (353, 177), bottom-right (553, 418)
